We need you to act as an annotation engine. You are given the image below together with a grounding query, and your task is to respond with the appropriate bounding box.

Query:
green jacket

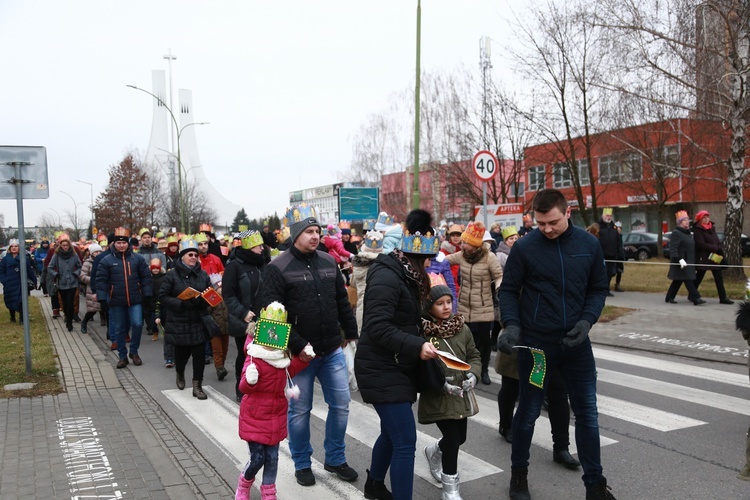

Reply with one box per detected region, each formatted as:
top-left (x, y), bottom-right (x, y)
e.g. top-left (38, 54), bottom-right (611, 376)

top-left (417, 316), bottom-right (482, 425)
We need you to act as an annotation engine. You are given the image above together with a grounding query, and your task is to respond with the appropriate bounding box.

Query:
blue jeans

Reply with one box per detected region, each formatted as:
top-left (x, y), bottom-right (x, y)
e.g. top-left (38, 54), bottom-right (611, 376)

top-left (288, 346), bottom-right (350, 469)
top-left (371, 402), bottom-right (416, 500)
top-left (242, 441), bottom-right (279, 485)
top-left (109, 304), bottom-right (143, 360)
top-left (512, 337), bottom-right (604, 486)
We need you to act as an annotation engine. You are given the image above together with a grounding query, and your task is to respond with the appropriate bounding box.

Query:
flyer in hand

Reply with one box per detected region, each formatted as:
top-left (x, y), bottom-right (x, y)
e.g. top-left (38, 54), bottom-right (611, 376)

top-left (201, 287), bottom-right (223, 307)
top-left (176, 287), bottom-right (201, 300)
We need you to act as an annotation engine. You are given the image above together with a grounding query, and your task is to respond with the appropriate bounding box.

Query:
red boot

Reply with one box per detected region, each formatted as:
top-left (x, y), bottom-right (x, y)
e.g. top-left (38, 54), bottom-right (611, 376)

top-left (259, 484), bottom-right (276, 500)
top-left (235, 475), bottom-right (254, 500)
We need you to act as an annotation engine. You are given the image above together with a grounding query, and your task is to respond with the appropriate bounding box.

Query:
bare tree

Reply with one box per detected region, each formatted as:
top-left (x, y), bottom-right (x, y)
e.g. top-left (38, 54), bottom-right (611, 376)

top-left (93, 154), bottom-right (156, 235)
top-left (600, 0), bottom-right (750, 278)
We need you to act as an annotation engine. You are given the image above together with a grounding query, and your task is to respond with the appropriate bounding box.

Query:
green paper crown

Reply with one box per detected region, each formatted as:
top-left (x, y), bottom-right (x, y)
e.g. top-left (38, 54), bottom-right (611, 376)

top-left (260, 302), bottom-right (288, 323)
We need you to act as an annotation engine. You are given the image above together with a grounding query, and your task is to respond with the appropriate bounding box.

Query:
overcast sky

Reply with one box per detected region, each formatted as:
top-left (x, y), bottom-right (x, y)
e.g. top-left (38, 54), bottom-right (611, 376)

top-left (0, 0), bottom-right (527, 230)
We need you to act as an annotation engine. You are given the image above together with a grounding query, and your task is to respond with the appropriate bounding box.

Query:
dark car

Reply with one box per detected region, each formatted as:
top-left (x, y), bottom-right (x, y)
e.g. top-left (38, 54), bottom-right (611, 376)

top-left (623, 232), bottom-right (663, 261)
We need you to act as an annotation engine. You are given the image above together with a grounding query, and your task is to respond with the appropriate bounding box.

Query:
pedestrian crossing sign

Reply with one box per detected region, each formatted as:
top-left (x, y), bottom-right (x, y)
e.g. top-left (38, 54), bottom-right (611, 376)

top-left (255, 318), bottom-right (291, 350)
top-left (528, 348), bottom-right (546, 389)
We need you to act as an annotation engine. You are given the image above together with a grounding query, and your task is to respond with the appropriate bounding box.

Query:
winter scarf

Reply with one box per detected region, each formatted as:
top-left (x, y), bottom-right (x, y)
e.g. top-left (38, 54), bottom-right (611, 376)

top-left (463, 245), bottom-right (488, 265)
top-left (422, 313), bottom-right (465, 339)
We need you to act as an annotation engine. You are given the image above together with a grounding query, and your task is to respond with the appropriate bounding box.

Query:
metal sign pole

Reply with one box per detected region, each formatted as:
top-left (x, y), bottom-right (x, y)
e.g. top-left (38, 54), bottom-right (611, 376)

top-left (482, 181), bottom-right (488, 228)
top-left (9, 162), bottom-right (32, 375)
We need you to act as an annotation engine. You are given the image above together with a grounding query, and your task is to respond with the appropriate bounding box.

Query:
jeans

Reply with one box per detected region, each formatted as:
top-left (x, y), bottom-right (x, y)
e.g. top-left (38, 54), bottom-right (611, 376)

top-left (512, 337), bottom-right (603, 486)
top-left (242, 441), bottom-right (280, 485)
top-left (288, 346), bottom-right (350, 469)
top-left (371, 402), bottom-right (416, 500)
top-left (109, 304), bottom-right (143, 360)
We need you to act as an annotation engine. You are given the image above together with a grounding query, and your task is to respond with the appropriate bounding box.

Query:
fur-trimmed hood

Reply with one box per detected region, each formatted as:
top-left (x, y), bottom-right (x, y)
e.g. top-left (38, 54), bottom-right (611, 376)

top-left (352, 251), bottom-right (379, 267)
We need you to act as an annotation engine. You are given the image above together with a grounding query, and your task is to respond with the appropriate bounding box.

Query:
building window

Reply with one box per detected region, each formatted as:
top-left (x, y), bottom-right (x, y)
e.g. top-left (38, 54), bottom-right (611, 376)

top-left (553, 163), bottom-right (572, 188)
top-left (528, 166), bottom-right (546, 191)
top-left (599, 152), bottom-right (642, 183)
top-left (651, 145), bottom-right (680, 178)
top-left (578, 159), bottom-right (590, 186)
top-left (509, 181), bottom-right (525, 198)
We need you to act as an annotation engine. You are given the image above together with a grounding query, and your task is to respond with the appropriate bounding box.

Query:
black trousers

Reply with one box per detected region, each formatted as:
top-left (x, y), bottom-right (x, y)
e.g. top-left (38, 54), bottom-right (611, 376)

top-left (497, 364), bottom-right (572, 449)
top-left (666, 279), bottom-right (700, 302)
top-left (467, 321), bottom-right (492, 372)
top-left (59, 288), bottom-right (77, 329)
top-left (234, 335), bottom-right (247, 399)
top-left (175, 343), bottom-right (205, 381)
top-left (695, 268), bottom-right (727, 300)
top-left (436, 418), bottom-right (468, 475)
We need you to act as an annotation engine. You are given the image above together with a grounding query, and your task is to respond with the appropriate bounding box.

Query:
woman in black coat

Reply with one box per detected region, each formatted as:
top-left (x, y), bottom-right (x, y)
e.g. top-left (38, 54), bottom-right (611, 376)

top-left (665, 211), bottom-right (705, 305)
top-left (222, 230), bottom-right (266, 402)
top-left (692, 210), bottom-right (734, 304)
top-left (354, 209), bottom-right (440, 500)
top-left (159, 238), bottom-right (213, 400)
top-left (0, 240), bottom-right (36, 323)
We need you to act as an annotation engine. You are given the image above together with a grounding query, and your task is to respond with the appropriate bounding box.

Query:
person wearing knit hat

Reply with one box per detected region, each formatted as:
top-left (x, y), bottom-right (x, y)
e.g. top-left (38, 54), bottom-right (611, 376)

top-left (351, 230), bottom-right (384, 336)
top-left (440, 223), bottom-right (464, 298)
top-left (665, 210), bottom-right (705, 305)
top-left (419, 273), bottom-right (481, 497)
top-left (447, 220), bottom-right (503, 385)
top-left (79, 242), bottom-right (105, 333)
top-left (262, 204), bottom-right (360, 487)
top-left (692, 210), bottom-right (734, 305)
top-left (355, 208), bottom-right (440, 499)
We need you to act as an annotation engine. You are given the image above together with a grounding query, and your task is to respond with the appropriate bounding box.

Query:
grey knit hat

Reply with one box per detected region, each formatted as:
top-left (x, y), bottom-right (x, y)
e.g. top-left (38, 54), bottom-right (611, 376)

top-left (290, 217), bottom-right (321, 243)
top-left (425, 285), bottom-right (453, 310)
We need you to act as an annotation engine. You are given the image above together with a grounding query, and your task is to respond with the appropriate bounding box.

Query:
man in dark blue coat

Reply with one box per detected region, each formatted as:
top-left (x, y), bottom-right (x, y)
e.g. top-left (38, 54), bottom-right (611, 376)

top-left (96, 228), bottom-right (152, 369)
top-left (498, 189), bottom-right (615, 500)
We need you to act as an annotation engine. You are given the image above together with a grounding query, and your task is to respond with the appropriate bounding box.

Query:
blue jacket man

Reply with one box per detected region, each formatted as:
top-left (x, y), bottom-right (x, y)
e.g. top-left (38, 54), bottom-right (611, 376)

top-left (497, 189), bottom-right (615, 500)
top-left (96, 228), bottom-right (152, 369)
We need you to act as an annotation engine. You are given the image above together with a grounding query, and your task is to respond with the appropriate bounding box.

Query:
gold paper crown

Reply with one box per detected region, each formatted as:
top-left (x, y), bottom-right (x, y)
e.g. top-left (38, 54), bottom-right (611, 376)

top-left (675, 210), bottom-right (689, 221)
top-left (199, 223), bottom-right (212, 233)
top-left (428, 272), bottom-right (448, 287)
top-left (114, 227), bottom-right (130, 238)
top-left (166, 235), bottom-right (179, 245)
top-left (138, 227), bottom-right (151, 237)
top-left (194, 232), bottom-right (209, 243)
top-left (399, 230), bottom-right (439, 255)
top-left (339, 221), bottom-right (351, 230)
top-left (363, 230), bottom-right (384, 251)
top-left (239, 230), bottom-right (263, 250)
top-left (179, 236), bottom-right (198, 253)
top-left (602, 208), bottom-right (613, 216)
top-left (362, 219), bottom-right (376, 230)
top-left (284, 203), bottom-right (317, 226)
top-left (154, 231), bottom-right (165, 239)
top-left (501, 225), bottom-right (519, 240)
top-left (260, 302), bottom-right (288, 323)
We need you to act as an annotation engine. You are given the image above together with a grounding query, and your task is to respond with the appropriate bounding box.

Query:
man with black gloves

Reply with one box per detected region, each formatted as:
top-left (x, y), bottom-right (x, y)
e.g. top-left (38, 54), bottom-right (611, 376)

top-left (497, 189), bottom-right (614, 500)
top-left (262, 204), bottom-right (359, 487)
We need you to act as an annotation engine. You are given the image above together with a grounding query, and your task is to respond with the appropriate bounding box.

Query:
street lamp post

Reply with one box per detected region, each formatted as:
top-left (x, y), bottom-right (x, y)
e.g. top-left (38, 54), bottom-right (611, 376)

top-left (127, 84), bottom-right (208, 233)
top-left (59, 190), bottom-right (86, 240)
top-left (76, 180), bottom-right (94, 231)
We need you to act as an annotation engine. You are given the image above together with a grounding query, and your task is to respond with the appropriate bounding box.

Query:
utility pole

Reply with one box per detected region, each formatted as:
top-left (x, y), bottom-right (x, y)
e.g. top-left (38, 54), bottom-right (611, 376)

top-left (480, 36), bottom-right (492, 149)
top-left (412, 0), bottom-right (422, 209)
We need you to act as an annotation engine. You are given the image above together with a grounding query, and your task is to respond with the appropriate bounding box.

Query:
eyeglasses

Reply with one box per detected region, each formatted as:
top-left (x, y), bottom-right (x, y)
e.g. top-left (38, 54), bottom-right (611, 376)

top-left (185, 252), bottom-right (198, 257)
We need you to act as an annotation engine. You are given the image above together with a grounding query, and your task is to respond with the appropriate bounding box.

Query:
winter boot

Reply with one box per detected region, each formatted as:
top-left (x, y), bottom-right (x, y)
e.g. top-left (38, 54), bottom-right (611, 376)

top-left (217, 365), bottom-right (228, 380)
top-left (481, 366), bottom-right (491, 385)
top-left (509, 467), bottom-right (530, 500)
top-left (52, 308), bottom-right (61, 318)
top-left (364, 469), bottom-right (393, 500)
top-left (9, 310), bottom-right (15, 323)
top-left (259, 483), bottom-right (277, 500)
top-left (585, 478), bottom-right (616, 499)
top-left (235, 475), bottom-right (254, 500)
top-left (192, 380), bottom-right (207, 400)
top-left (738, 426), bottom-right (750, 481)
top-left (100, 311), bottom-right (107, 326)
top-left (424, 440), bottom-right (443, 483)
top-left (441, 472), bottom-right (462, 500)
top-left (81, 312), bottom-right (94, 334)
top-left (176, 371), bottom-right (186, 390)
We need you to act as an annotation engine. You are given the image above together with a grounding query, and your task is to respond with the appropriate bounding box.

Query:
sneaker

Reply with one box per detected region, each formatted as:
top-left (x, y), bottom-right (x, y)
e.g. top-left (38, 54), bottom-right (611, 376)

top-left (509, 467), bottom-right (530, 500)
top-left (586, 478), bottom-right (616, 499)
top-left (165, 359), bottom-right (174, 368)
top-left (295, 468), bottom-right (316, 486)
top-left (324, 462), bottom-right (358, 482)
top-left (204, 356), bottom-right (212, 365)
top-left (152, 333), bottom-right (159, 341)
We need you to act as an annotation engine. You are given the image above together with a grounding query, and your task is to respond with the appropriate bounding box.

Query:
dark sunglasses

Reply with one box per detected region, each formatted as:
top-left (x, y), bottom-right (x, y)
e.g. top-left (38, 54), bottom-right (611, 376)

top-left (185, 252), bottom-right (198, 257)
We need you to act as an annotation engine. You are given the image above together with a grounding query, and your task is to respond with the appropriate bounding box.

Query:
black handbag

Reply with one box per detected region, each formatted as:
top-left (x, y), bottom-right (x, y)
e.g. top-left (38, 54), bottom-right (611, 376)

top-left (417, 357), bottom-right (445, 393)
top-left (200, 314), bottom-right (222, 339)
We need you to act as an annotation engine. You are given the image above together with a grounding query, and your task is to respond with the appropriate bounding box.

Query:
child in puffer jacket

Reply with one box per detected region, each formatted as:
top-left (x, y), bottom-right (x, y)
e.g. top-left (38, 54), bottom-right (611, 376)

top-left (235, 320), bottom-right (314, 500)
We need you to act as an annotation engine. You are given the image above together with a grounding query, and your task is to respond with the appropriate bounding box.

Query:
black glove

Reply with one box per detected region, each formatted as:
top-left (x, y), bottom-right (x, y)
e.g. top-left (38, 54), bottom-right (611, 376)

top-left (562, 320), bottom-right (591, 348)
top-left (98, 300), bottom-right (109, 313)
top-left (497, 325), bottom-right (521, 354)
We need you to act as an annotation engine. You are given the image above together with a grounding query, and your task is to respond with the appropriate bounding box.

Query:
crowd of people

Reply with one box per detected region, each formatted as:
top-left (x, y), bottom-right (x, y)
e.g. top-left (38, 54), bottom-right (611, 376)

top-left (29, 190), bottom-right (740, 500)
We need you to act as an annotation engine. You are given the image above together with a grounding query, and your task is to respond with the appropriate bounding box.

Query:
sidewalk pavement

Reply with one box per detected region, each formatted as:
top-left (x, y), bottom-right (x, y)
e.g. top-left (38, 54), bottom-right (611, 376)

top-left (0, 288), bottom-right (745, 498)
top-left (0, 292), bottom-right (234, 499)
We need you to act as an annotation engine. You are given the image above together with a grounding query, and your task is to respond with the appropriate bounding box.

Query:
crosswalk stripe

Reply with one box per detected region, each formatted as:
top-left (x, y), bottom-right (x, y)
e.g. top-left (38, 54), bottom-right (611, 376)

top-left (312, 384), bottom-right (503, 484)
top-left (592, 347), bottom-right (749, 388)
top-left (597, 368), bottom-right (750, 416)
top-left (470, 392), bottom-right (618, 453)
top-left (596, 394), bottom-right (706, 431)
top-left (164, 386), bottom-right (360, 499)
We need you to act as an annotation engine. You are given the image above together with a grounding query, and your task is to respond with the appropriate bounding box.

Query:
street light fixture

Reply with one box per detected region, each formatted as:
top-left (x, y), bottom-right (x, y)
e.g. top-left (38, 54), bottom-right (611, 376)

top-left (59, 190), bottom-right (86, 240)
top-left (127, 83), bottom-right (208, 233)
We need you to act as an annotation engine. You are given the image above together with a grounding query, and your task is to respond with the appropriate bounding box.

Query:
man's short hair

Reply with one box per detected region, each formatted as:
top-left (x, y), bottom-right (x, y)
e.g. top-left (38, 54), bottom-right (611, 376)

top-left (532, 188), bottom-right (568, 214)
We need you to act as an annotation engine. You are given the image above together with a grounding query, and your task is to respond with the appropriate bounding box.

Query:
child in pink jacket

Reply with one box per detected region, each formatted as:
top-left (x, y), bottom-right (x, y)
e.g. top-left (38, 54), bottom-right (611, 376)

top-left (235, 335), bottom-right (314, 500)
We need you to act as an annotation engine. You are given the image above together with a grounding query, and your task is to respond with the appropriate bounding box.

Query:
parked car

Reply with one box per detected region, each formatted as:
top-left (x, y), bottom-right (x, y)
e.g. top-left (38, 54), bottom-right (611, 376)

top-left (623, 232), bottom-right (664, 260)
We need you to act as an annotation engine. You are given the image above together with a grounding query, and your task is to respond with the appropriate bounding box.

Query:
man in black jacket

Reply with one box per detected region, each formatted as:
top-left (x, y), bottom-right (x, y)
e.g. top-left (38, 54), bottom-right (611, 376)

top-left (262, 207), bottom-right (359, 487)
top-left (498, 189), bottom-right (615, 500)
top-left (597, 208), bottom-right (624, 297)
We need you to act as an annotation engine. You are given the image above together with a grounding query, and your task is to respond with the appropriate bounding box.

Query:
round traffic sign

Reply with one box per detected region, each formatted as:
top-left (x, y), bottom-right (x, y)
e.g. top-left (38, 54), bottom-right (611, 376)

top-left (472, 150), bottom-right (499, 182)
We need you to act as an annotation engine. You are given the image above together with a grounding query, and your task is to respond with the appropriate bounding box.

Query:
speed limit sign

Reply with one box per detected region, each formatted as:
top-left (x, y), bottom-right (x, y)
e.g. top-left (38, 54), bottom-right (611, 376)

top-left (472, 150), bottom-right (499, 182)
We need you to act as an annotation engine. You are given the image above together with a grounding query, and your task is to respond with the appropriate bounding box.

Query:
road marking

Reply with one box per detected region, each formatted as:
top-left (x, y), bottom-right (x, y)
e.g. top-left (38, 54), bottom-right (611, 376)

top-left (597, 368), bottom-right (750, 416)
top-left (593, 347), bottom-right (749, 388)
top-left (311, 385), bottom-right (503, 484)
top-left (164, 386), bottom-right (361, 500)
top-left (596, 394), bottom-right (705, 431)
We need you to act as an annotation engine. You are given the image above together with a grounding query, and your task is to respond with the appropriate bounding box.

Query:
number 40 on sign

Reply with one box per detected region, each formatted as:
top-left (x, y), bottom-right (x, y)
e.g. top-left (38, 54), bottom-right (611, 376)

top-left (472, 150), bottom-right (499, 182)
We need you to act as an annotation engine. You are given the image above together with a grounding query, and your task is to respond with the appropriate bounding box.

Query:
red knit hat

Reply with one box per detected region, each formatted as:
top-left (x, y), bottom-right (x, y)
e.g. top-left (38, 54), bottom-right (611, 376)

top-left (695, 210), bottom-right (709, 222)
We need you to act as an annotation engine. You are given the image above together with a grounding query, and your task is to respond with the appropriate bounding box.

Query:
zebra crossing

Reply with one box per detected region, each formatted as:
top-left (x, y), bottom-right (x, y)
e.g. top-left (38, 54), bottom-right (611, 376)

top-left (164, 346), bottom-right (748, 499)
